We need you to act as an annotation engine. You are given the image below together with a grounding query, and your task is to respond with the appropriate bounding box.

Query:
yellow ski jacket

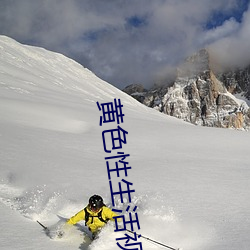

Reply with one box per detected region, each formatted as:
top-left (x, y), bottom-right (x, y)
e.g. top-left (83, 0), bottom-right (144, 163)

top-left (67, 206), bottom-right (119, 233)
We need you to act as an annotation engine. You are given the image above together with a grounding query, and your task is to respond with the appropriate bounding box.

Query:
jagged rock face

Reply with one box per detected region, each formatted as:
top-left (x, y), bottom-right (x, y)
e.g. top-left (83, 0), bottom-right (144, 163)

top-left (162, 73), bottom-right (249, 128)
top-left (123, 49), bottom-right (250, 130)
top-left (217, 66), bottom-right (250, 99)
top-left (123, 84), bottom-right (147, 103)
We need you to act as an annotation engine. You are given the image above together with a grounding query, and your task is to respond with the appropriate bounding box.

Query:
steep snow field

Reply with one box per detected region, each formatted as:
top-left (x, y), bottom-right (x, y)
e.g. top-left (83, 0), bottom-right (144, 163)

top-left (0, 36), bottom-right (250, 250)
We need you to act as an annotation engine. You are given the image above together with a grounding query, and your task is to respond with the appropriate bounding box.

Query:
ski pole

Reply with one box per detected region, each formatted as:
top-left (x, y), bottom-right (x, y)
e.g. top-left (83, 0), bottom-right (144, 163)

top-left (37, 220), bottom-right (48, 231)
top-left (126, 229), bottom-right (181, 250)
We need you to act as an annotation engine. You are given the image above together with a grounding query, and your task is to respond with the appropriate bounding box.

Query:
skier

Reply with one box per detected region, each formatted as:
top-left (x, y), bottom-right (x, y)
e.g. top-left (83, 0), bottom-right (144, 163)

top-left (66, 194), bottom-right (119, 239)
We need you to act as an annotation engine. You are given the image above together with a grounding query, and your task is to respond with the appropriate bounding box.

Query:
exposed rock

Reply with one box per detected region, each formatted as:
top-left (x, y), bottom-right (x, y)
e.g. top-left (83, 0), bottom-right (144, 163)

top-left (217, 66), bottom-right (250, 99)
top-left (123, 84), bottom-right (147, 103)
top-left (123, 49), bottom-right (250, 130)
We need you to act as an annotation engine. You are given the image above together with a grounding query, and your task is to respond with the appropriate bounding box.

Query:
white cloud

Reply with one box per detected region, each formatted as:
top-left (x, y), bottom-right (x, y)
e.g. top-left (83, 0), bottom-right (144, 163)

top-left (209, 5), bottom-right (250, 68)
top-left (200, 18), bottom-right (240, 45)
top-left (0, 0), bottom-right (249, 88)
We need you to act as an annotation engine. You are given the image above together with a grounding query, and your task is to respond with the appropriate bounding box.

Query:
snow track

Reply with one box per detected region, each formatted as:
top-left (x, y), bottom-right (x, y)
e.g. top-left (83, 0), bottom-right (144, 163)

top-left (0, 181), bottom-right (211, 250)
top-left (0, 181), bottom-right (63, 221)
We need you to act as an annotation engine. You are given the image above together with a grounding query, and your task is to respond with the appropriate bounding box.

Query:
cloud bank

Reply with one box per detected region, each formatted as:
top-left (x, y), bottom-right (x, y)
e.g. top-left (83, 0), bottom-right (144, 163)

top-left (0, 0), bottom-right (249, 88)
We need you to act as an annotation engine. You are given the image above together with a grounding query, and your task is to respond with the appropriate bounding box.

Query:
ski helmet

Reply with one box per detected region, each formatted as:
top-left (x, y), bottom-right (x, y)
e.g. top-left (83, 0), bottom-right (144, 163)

top-left (89, 195), bottom-right (104, 211)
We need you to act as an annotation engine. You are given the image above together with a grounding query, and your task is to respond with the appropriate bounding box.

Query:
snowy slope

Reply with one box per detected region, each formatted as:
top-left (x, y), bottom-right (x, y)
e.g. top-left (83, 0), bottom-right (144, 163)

top-left (0, 36), bottom-right (250, 250)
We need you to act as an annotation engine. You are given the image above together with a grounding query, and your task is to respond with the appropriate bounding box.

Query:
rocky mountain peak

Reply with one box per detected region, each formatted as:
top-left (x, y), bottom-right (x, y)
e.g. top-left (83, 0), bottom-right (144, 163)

top-left (177, 48), bottom-right (210, 78)
top-left (123, 49), bottom-right (250, 130)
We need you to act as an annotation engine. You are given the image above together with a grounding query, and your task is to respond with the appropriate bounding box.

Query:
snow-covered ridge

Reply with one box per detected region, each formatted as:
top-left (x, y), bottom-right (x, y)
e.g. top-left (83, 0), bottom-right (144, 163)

top-left (0, 35), bottom-right (140, 104)
top-left (0, 35), bottom-right (152, 133)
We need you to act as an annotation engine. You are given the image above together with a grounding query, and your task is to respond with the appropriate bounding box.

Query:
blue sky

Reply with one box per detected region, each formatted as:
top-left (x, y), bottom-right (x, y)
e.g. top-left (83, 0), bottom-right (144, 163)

top-left (0, 0), bottom-right (249, 89)
top-left (205, 0), bottom-right (249, 28)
